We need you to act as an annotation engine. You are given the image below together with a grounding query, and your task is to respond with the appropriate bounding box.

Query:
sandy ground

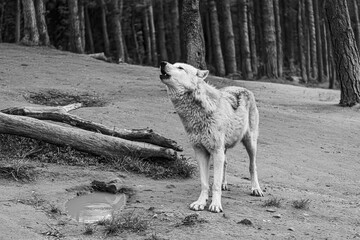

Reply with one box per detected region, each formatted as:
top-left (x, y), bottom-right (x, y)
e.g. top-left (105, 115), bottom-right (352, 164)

top-left (0, 43), bottom-right (359, 240)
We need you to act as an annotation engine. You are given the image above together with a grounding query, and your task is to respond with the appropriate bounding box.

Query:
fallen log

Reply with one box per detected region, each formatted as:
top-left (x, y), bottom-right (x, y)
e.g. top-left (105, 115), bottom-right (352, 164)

top-left (1, 104), bottom-right (182, 151)
top-left (0, 112), bottom-right (179, 161)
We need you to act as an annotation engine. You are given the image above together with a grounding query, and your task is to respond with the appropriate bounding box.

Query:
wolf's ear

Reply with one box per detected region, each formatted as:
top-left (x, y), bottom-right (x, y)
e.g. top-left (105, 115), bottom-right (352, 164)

top-left (196, 70), bottom-right (209, 79)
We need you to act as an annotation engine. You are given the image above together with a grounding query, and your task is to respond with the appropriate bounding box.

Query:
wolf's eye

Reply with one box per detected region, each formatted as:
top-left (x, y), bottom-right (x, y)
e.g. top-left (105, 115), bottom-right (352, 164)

top-left (177, 66), bottom-right (184, 70)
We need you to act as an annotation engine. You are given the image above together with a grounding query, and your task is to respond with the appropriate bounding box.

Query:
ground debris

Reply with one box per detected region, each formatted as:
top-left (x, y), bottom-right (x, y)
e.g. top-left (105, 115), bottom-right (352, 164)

top-left (177, 213), bottom-right (208, 226)
top-left (237, 218), bottom-right (253, 226)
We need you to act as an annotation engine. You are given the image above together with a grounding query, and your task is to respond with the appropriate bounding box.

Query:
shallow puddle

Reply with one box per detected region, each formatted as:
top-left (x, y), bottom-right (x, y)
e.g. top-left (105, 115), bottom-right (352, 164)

top-left (65, 192), bottom-right (126, 223)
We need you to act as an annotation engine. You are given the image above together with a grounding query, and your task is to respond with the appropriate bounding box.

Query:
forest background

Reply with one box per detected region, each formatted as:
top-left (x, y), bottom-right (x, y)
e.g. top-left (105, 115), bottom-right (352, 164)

top-left (0, 0), bottom-right (360, 89)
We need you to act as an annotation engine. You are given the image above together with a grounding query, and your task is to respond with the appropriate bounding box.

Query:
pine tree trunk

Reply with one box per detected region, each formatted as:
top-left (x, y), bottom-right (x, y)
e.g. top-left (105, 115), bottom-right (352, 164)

top-left (217, 0), bottom-right (237, 74)
top-left (239, 0), bottom-right (253, 79)
top-left (261, 0), bottom-right (277, 78)
top-left (208, 0), bottom-right (225, 76)
top-left (79, 0), bottom-right (85, 51)
top-left (143, 3), bottom-right (152, 65)
top-left (284, 0), bottom-right (295, 74)
top-left (325, 0), bottom-right (360, 106)
top-left (15, 0), bottom-right (21, 43)
top-left (156, 0), bottom-right (168, 62)
top-left (248, 0), bottom-right (258, 76)
top-left (34, 0), bottom-right (49, 46)
top-left (306, 0), bottom-right (317, 81)
top-left (170, 0), bottom-right (181, 62)
top-left (68, 0), bottom-right (84, 53)
top-left (131, 9), bottom-right (141, 64)
top-left (180, 0), bottom-right (206, 70)
top-left (110, 0), bottom-right (125, 63)
top-left (313, 0), bottom-right (323, 82)
top-left (322, 20), bottom-right (329, 80)
top-left (273, 0), bottom-right (282, 78)
top-left (0, 1), bottom-right (4, 43)
top-left (22, 0), bottom-right (39, 45)
top-left (148, 0), bottom-right (158, 66)
top-left (352, 0), bottom-right (360, 52)
top-left (84, 3), bottom-right (94, 53)
top-left (98, 0), bottom-right (110, 56)
top-left (298, 0), bottom-right (308, 83)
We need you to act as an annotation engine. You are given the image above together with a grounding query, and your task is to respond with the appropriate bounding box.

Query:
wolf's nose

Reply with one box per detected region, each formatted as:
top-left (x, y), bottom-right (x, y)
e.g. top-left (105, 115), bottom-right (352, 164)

top-left (160, 61), bottom-right (167, 69)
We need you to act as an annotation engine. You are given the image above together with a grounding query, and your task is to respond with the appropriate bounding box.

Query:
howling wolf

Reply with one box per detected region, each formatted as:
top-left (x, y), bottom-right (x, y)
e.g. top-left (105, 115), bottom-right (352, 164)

top-left (160, 61), bottom-right (263, 213)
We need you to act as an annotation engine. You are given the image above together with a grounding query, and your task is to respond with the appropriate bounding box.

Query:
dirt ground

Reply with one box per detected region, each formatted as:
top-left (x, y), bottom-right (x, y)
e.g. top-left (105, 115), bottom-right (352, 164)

top-left (0, 43), bottom-right (359, 240)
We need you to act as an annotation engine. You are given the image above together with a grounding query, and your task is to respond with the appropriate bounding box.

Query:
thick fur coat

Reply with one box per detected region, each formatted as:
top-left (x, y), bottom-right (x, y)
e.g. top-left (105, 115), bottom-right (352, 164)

top-left (160, 62), bottom-right (263, 213)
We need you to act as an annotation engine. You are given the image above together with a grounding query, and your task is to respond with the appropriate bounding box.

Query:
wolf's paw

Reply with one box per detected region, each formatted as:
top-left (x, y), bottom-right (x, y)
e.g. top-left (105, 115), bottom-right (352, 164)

top-left (251, 188), bottom-right (264, 197)
top-left (208, 202), bottom-right (223, 213)
top-left (221, 183), bottom-right (229, 191)
top-left (189, 201), bottom-right (206, 211)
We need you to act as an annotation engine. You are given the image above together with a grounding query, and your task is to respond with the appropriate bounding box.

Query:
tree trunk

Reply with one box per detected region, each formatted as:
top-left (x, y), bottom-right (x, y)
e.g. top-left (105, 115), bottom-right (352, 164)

top-left (261, 0), bottom-right (277, 78)
top-left (208, 0), bottom-right (225, 77)
top-left (0, 1), bottom-right (4, 43)
top-left (148, 0), bottom-right (158, 66)
top-left (78, 0), bottom-right (86, 51)
top-left (156, 0), bottom-right (168, 62)
top-left (0, 112), bottom-right (179, 161)
top-left (99, 0), bottom-right (110, 56)
top-left (353, 0), bottom-right (360, 52)
top-left (217, 0), bottom-right (237, 75)
top-left (1, 104), bottom-right (182, 151)
top-left (298, 0), bottom-right (307, 83)
top-left (322, 18), bottom-right (329, 81)
top-left (34, 0), bottom-right (49, 46)
top-left (110, 0), bottom-right (125, 63)
top-left (273, 0), bottom-right (282, 78)
top-left (143, 3), bottom-right (152, 65)
top-left (325, 0), bottom-right (360, 106)
top-left (15, 0), bottom-right (21, 43)
top-left (170, 0), bottom-right (181, 62)
top-left (68, 0), bottom-right (84, 53)
top-left (22, 0), bottom-right (39, 45)
top-left (313, 0), bottom-right (324, 82)
top-left (180, 0), bottom-right (206, 70)
top-left (239, 0), bottom-right (253, 79)
top-left (131, 8), bottom-right (141, 64)
top-left (248, 0), bottom-right (258, 77)
top-left (306, 0), bottom-right (317, 81)
top-left (284, 0), bottom-right (295, 74)
top-left (84, 3), bottom-right (94, 53)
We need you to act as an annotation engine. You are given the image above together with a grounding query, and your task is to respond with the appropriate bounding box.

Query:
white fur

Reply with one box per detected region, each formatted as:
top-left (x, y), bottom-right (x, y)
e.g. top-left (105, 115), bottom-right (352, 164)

top-left (160, 62), bottom-right (263, 213)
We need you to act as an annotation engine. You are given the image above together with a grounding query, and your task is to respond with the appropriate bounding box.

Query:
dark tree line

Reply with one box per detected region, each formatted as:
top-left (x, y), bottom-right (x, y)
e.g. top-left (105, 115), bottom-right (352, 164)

top-left (0, 0), bottom-right (359, 106)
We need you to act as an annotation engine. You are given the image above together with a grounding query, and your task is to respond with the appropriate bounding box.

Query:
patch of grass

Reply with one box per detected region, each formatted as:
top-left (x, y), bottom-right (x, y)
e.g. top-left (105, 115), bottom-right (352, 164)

top-left (108, 154), bottom-right (196, 179)
top-left (0, 134), bottom-right (195, 179)
top-left (262, 197), bottom-right (282, 208)
top-left (83, 224), bottom-right (96, 235)
top-left (24, 89), bottom-right (107, 107)
top-left (292, 199), bottom-right (311, 210)
top-left (0, 159), bottom-right (37, 182)
top-left (100, 211), bottom-right (149, 236)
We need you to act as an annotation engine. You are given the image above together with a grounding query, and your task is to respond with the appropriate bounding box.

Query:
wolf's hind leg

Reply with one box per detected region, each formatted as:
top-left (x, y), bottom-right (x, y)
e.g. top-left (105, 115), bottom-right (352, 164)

top-left (242, 133), bottom-right (264, 197)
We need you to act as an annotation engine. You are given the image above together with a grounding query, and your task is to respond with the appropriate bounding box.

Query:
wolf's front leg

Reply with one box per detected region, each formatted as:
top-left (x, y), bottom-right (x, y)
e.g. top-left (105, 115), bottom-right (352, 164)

top-left (190, 147), bottom-right (210, 211)
top-left (209, 149), bottom-right (225, 213)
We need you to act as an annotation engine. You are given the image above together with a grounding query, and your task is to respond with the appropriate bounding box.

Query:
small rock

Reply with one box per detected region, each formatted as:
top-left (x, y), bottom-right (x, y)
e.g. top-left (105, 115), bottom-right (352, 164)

top-left (237, 219), bottom-right (253, 226)
top-left (273, 214), bottom-right (281, 219)
top-left (166, 184), bottom-right (176, 189)
top-left (288, 227), bottom-right (295, 231)
top-left (266, 209), bottom-right (276, 213)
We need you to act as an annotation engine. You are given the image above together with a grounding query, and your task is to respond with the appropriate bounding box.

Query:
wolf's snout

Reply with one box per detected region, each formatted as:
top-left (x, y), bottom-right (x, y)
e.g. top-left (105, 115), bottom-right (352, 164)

top-left (160, 61), bottom-right (170, 80)
top-left (160, 61), bottom-right (167, 69)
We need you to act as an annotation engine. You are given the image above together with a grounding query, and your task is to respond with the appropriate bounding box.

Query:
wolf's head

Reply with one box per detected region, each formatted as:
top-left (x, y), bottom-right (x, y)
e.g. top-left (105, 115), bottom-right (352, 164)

top-left (159, 61), bottom-right (209, 93)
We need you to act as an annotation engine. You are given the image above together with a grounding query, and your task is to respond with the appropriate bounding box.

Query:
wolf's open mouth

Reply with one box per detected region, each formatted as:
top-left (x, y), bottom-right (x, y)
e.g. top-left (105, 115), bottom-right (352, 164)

top-left (160, 68), bottom-right (171, 80)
